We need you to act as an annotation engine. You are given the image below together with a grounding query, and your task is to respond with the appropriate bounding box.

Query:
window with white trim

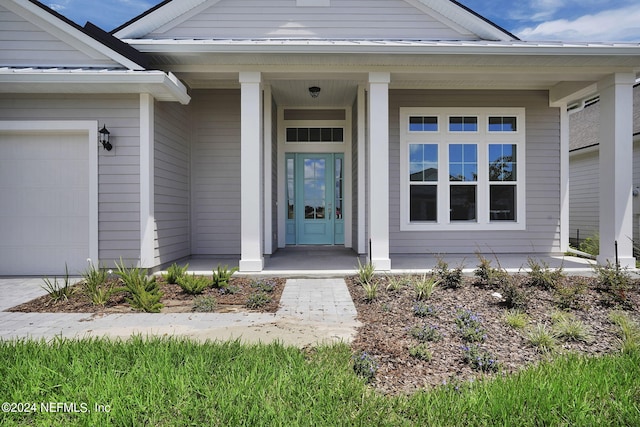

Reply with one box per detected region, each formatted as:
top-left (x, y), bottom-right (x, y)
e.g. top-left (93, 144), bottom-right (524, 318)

top-left (400, 108), bottom-right (526, 231)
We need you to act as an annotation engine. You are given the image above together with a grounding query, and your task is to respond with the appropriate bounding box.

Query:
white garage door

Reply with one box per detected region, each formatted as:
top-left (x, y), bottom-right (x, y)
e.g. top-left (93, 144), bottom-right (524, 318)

top-left (0, 132), bottom-right (89, 276)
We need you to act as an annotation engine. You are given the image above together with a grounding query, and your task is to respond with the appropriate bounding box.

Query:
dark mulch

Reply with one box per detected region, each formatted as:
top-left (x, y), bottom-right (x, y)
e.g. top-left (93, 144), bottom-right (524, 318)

top-left (346, 274), bottom-right (640, 395)
top-left (8, 277), bottom-right (285, 314)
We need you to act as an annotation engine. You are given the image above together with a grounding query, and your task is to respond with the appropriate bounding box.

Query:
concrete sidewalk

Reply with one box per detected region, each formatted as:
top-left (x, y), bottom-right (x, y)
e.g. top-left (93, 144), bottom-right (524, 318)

top-left (0, 278), bottom-right (361, 347)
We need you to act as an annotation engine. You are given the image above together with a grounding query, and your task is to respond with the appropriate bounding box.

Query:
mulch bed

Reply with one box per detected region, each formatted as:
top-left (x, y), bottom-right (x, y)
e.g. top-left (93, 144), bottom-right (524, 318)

top-left (346, 274), bottom-right (640, 395)
top-left (8, 277), bottom-right (285, 314)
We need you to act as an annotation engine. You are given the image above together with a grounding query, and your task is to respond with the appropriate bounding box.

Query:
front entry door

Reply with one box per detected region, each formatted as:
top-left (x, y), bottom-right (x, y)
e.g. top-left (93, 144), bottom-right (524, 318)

top-left (286, 153), bottom-right (344, 245)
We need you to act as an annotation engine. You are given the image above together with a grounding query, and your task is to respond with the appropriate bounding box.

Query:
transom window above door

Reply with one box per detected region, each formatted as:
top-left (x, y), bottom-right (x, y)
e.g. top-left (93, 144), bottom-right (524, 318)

top-left (400, 107), bottom-right (526, 231)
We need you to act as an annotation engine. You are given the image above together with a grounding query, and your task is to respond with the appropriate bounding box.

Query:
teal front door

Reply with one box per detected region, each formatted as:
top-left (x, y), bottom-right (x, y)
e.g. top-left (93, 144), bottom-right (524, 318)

top-left (286, 153), bottom-right (344, 245)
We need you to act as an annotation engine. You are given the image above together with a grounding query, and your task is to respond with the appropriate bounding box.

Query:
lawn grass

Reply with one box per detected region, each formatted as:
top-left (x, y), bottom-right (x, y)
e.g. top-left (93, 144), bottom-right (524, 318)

top-left (1, 337), bottom-right (638, 426)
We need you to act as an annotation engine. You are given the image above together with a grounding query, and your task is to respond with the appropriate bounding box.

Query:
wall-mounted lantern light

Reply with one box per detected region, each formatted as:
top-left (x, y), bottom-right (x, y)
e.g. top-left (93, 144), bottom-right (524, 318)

top-left (99, 124), bottom-right (112, 151)
top-left (308, 86), bottom-right (321, 98)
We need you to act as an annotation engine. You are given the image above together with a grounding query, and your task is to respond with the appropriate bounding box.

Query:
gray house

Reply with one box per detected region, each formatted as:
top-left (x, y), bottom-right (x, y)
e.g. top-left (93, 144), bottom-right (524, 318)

top-left (1, 0), bottom-right (640, 275)
top-left (569, 84), bottom-right (640, 248)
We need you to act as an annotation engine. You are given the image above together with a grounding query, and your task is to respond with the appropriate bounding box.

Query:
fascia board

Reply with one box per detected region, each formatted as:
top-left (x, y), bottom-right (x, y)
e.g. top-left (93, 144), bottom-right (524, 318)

top-left (128, 39), bottom-right (640, 57)
top-left (0, 70), bottom-right (191, 104)
top-left (113, 0), bottom-right (214, 39)
top-left (3, 0), bottom-right (145, 70)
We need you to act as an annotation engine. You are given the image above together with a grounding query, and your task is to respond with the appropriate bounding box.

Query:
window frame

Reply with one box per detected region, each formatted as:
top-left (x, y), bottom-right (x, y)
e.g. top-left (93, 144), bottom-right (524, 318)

top-left (400, 107), bottom-right (526, 231)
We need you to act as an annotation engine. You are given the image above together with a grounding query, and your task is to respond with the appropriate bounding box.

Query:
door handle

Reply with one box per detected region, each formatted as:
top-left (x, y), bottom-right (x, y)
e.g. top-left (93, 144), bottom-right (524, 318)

top-left (328, 208), bottom-right (332, 219)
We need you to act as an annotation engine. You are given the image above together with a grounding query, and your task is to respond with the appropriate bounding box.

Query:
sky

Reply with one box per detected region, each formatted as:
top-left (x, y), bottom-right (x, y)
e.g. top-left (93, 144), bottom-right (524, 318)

top-left (40, 0), bottom-right (640, 42)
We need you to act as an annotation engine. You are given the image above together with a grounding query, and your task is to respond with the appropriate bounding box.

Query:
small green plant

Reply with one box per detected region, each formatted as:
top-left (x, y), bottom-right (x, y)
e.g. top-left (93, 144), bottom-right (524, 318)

top-left (352, 351), bottom-right (377, 383)
top-left (552, 315), bottom-right (593, 343)
top-left (409, 343), bottom-right (433, 361)
top-left (362, 281), bottom-right (379, 302)
top-left (553, 279), bottom-right (588, 310)
top-left (526, 257), bottom-right (565, 290)
top-left (219, 284), bottom-right (240, 295)
top-left (245, 292), bottom-right (271, 309)
top-left (356, 259), bottom-right (375, 285)
top-left (579, 233), bottom-right (599, 256)
top-left (82, 259), bottom-right (107, 289)
top-left (212, 264), bottom-right (238, 289)
top-left (409, 324), bottom-right (442, 342)
top-left (163, 263), bottom-right (189, 284)
top-left (386, 274), bottom-right (410, 292)
top-left (461, 344), bottom-right (499, 373)
top-left (500, 277), bottom-right (529, 310)
top-left (455, 309), bottom-right (486, 343)
top-left (193, 295), bottom-right (218, 312)
top-left (526, 323), bottom-right (558, 352)
top-left (177, 274), bottom-right (211, 295)
top-left (82, 263), bottom-right (121, 307)
top-left (503, 309), bottom-right (530, 329)
top-left (413, 301), bottom-right (438, 318)
top-left (473, 253), bottom-right (508, 287)
top-left (593, 261), bottom-right (633, 308)
top-left (413, 274), bottom-right (440, 301)
top-left (115, 259), bottom-right (163, 313)
top-left (434, 257), bottom-right (464, 289)
top-left (609, 310), bottom-right (640, 354)
top-left (251, 279), bottom-right (276, 293)
top-left (41, 264), bottom-right (74, 302)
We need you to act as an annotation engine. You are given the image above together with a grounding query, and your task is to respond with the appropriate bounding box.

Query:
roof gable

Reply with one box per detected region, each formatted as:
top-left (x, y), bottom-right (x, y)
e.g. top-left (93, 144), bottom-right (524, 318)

top-left (114, 0), bottom-right (516, 41)
top-left (0, 0), bottom-right (146, 69)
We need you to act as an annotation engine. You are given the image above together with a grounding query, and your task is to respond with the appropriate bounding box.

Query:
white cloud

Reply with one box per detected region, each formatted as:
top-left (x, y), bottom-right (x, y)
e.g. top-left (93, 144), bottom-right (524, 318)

top-left (46, 1), bottom-right (70, 12)
top-left (516, 5), bottom-right (640, 41)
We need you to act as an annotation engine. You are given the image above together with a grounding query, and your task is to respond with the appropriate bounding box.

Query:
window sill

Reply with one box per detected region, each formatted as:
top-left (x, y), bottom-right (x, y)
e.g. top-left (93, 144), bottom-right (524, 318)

top-left (400, 221), bottom-right (526, 232)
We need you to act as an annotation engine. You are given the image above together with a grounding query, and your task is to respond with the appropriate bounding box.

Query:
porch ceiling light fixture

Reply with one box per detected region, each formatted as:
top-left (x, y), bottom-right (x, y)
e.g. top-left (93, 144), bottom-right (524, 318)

top-left (308, 86), bottom-right (321, 98)
top-left (99, 124), bottom-right (112, 151)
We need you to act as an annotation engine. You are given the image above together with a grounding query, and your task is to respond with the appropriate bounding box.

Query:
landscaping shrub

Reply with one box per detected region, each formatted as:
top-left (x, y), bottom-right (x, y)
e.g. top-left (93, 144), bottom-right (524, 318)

top-left (193, 295), bottom-right (218, 312)
top-left (245, 292), bottom-right (271, 309)
top-left (352, 351), bottom-right (377, 383)
top-left (212, 264), bottom-right (238, 289)
top-left (41, 264), bottom-right (74, 302)
top-left (176, 274), bottom-right (211, 295)
top-left (163, 263), bottom-right (189, 284)
top-left (434, 257), bottom-right (464, 289)
top-left (115, 259), bottom-right (163, 313)
top-left (526, 257), bottom-right (565, 290)
top-left (413, 274), bottom-right (440, 301)
top-left (473, 253), bottom-right (508, 287)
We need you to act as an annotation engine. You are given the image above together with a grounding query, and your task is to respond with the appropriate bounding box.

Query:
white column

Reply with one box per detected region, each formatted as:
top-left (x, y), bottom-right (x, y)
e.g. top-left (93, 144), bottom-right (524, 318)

top-left (263, 84), bottom-right (273, 255)
top-left (140, 93), bottom-right (155, 268)
top-left (368, 72), bottom-right (391, 270)
top-left (239, 72), bottom-right (264, 272)
top-left (559, 103), bottom-right (570, 253)
top-left (597, 73), bottom-right (636, 268)
top-left (357, 84), bottom-right (367, 255)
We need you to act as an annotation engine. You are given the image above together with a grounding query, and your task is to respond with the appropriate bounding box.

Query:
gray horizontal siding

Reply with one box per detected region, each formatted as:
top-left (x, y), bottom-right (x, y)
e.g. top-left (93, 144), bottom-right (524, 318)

top-left (154, 100), bottom-right (190, 265)
top-left (151, 0), bottom-right (471, 40)
top-left (0, 5), bottom-right (119, 68)
top-left (389, 90), bottom-right (561, 254)
top-left (0, 94), bottom-right (141, 265)
top-left (190, 90), bottom-right (241, 255)
top-left (568, 150), bottom-right (599, 244)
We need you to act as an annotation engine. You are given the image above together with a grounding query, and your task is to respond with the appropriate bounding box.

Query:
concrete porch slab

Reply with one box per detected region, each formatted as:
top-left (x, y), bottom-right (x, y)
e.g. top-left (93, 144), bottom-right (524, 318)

top-left (177, 249), bottom-right (599, 277)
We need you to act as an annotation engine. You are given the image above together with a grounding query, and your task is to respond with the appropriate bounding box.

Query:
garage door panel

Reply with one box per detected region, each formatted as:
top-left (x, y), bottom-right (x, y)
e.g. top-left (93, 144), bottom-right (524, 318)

top-left (0, 132), bottom-right (90, 275)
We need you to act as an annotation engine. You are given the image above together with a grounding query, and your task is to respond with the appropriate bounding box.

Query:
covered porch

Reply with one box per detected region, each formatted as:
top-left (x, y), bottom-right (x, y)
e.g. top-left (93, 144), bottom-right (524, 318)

top-left (136, 41), bottom-right (640, 273)
top-left (176, 248), bottom-right (596, 277)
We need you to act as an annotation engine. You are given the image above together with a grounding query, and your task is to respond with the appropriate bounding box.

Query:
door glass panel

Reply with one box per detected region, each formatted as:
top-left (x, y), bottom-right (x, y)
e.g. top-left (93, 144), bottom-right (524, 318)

top-left (335, 157), bottom-right (343, 219)
top-left (287, 158), bottom-right (295, 219)
top-left (304, 158), bottom-right (326, 220)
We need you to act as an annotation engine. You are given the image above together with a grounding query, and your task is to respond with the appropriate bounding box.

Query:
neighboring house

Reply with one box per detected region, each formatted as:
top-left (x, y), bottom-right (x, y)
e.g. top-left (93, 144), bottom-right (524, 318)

top-left (1, 0), bottom-right (640, 275)
top-left (569, 84), bottom-right (640, 248)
